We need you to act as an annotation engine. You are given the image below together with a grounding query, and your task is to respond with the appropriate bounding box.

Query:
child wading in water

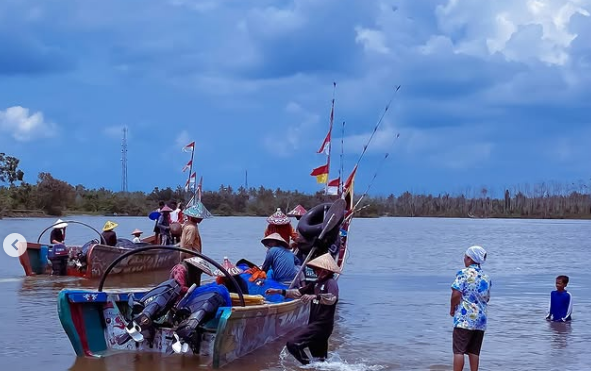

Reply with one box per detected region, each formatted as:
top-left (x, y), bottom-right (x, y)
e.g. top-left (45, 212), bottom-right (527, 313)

top-left (546, 275), bottom-right (573, 322)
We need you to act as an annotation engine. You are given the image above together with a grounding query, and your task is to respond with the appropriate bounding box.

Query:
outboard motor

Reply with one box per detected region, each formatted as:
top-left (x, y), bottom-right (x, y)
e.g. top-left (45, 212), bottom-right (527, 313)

top-left (48, 244), bottom-right (69, 275)
top-left (130, 279), bottom-right (182, 328)
top-left (117, 279), bottom-right (183, 345)
top-left (173, 284), bottom-right (230, 352)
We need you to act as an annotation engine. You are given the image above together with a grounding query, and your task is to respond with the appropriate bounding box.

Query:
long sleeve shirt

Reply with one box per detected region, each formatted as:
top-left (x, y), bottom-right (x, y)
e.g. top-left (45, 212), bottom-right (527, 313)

top-left (547, 290), bottom-right (573, 321)
top-left (180, 221), bottom-right (202, 253)
top-left (285, 277), bottom-right (339, 325)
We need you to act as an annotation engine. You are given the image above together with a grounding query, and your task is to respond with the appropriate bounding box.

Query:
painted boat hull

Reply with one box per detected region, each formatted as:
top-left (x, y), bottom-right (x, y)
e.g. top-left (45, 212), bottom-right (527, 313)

top-left (57, 288), bottom-right (310, 369)
top-left (19, 236), bottom-right (178, 278)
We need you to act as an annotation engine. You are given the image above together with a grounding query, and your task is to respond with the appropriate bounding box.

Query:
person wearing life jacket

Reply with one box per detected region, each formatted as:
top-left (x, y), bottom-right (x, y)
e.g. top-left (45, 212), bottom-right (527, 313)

top-left (266, 253), bottom-right (341, 365)
top-left (180, 201), bottom-right (212, 260)
top-left (101, 221), bottom-right (118, 246)
top-left (50, 219), bottom-right (68, 244)
top-left (264, 208), bottom-right (298, 245)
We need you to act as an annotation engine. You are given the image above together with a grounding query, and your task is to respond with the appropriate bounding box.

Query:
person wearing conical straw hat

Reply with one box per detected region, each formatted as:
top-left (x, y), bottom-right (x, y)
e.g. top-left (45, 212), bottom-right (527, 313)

top-left (169, 256), bottom-right (215, 294)
top-left (131, 229), bottom-right (143, 244)
top-left (101, 220), bottom-right (119, 246)
top-left (264, 208), bottom-right (298, 245)
top-left (265, 253), bottom-right (341, 365)
top-left (287, 205), bottom-right (307, 221)
top-left (157, 205), bottom-right (173, 245)
top-left (260, 233), bottom-right (301, 284)
top-left (50, 219), bottom-right (68, 244)
top-left (179, 200), bottom-right (212, 260)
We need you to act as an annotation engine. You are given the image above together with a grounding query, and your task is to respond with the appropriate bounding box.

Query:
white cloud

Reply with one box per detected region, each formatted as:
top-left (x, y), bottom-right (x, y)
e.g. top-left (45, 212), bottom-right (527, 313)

top-left (0, 106), bottom-right (57, 141)
top-left (263, 101), bottom-right (320, 156)
top-left (434, 0), bottom-right (591, 65)
top-left (355, 26), bottom-right (390, 54)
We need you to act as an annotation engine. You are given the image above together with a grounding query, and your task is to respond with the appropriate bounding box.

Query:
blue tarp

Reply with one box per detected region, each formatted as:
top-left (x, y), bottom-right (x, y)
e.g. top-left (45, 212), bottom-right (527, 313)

top-left (236, 264), bottom-right (293, 303)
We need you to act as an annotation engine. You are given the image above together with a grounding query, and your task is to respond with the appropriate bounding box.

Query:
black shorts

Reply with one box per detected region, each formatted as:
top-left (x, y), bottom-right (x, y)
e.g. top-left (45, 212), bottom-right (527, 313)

top-left (453, 328), bottom-right (485, 356)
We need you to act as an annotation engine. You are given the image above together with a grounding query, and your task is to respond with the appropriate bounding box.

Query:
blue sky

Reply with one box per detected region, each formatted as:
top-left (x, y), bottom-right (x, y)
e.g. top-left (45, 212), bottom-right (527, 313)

top-left (1, 0), bottom-right (590, 197)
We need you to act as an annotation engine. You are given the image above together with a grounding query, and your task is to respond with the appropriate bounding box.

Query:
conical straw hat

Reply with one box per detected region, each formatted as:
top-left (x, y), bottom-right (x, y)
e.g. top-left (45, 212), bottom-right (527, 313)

top-left (266, 208), bottom-right (290, 225)
top-left (131, 228), bottom-right (143, 235)
top-left (287, 205), bottom-right (307, 217)
top-left (261, 233), bottom-right (289, 248)
top-left (53, 219), bottom-right (68, 229)
top-left (184, 257), bottom-right (214, 276)
top-left (184, 201), bottom-right (213, 219)
top-left (103, 220), bottom-right (118, 231)
top-left (307, 253), bottom-right (342, 274)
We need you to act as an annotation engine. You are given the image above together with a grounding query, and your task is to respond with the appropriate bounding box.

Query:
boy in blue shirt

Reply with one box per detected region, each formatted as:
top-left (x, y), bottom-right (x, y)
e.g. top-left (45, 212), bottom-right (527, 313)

top-left (546, 275), bottom-right (572, 322)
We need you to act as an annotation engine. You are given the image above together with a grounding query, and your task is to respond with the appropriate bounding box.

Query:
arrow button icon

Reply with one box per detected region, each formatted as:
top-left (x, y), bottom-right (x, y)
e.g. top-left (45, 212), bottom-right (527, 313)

top-left (3, 233), bottom-right (27, 258)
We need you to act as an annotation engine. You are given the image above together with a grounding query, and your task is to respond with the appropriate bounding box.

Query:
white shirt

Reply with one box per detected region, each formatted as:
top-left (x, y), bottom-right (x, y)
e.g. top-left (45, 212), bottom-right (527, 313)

top-left (170, 209), bottom-right (180, 223)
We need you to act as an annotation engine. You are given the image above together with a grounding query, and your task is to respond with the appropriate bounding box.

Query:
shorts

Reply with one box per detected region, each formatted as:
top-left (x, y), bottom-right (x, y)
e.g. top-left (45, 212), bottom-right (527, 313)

top-left (453, 328), bottom-right (485, 356)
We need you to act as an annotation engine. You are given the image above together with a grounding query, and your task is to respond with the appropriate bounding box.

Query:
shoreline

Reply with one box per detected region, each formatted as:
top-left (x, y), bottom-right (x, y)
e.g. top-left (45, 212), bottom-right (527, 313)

top-left (2, 211), bottom-right (591, 221)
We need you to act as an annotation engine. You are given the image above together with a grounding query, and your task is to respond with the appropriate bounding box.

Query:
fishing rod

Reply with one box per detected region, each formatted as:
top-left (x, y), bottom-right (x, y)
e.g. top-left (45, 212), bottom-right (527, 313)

top-left (352, 85), bottom-right (401, 169)
top-left (353, 132), bottom-right (401, 210)
top-left (339, 121), bottom-right (345, 195)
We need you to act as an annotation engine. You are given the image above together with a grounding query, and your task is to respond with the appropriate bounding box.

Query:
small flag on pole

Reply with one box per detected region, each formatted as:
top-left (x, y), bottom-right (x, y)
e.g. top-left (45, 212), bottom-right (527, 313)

top-left (184, 172), bottom-right (196, 190)
top-left (327, 177), bottom-right (340, 195)
top-left (182, 160), bottom-right (193, 172)
top-left (182, 141), bottom-right (195, 152)
top-left (317, 130), bottom-right (331, 155)
top-left (310, 163), bottom-right (329, 184)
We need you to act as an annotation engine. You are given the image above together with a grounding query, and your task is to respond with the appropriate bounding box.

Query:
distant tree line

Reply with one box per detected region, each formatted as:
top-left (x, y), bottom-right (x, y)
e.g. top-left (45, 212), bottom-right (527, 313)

top-left (1, 154), bottom-right (590, 219)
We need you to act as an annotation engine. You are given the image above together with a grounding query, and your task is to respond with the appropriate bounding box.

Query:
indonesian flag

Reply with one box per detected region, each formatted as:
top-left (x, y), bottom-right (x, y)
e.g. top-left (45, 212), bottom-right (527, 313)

top-left (343, 165), bottom-right (357, 194)
top-left (182, 160), bottom-right (192, 172)
top-left (327, 177), bottom-right (340, 195)
top-left (182, 141), bottom-right (195, 152)
top-left (310, 163), bottom-right (329, 184)
top-left (317, 130), bottom-right (331, 155)
top-left (184, 172), bottom-right (196, 190)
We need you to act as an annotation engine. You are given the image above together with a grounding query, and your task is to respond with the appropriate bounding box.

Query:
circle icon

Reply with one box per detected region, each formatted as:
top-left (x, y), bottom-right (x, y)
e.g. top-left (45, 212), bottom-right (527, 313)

top-left (3, 233), bottom-right (27, 258)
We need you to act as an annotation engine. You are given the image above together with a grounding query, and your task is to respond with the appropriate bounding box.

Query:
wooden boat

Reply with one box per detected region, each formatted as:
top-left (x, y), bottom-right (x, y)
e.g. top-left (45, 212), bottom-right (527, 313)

top-left (19, 220), bottom-right (178, 278)
top-left (56, 199), bottom-right (352, 369)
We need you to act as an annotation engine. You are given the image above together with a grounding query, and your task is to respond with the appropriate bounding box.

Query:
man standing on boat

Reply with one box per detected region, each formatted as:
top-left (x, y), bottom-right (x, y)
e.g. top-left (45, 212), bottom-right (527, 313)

top-left (265, 253), bottom-right (340, 365)
top-left (450, 245), bottom-right (491, 371)
top-left (180, 201), bottom-right (212, 260)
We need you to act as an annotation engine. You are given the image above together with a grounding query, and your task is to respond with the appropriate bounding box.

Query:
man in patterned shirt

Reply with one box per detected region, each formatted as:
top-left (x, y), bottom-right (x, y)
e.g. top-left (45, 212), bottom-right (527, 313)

top-left (450, 245), bottom-right (491, 371)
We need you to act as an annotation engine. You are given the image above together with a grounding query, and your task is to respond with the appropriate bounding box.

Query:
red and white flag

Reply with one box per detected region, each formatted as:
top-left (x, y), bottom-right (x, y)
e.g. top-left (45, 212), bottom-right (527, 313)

top-left (317, 130), bottom-right (331, 155)
top-left (327, 177), bottom-right (340, 195)
top-left (182, 160), bottom-right (193, 172)
top-left (182, 141), bottom-right (195, 152)
top-left (184, 172), bottom-right (196, 190)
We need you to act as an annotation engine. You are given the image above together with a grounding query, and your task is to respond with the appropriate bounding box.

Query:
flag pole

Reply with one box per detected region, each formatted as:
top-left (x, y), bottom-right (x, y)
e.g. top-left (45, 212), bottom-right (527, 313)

top-left (186, 142), bottom-right (195, 207)
top-left (325, 82), bottom-right (336, 195)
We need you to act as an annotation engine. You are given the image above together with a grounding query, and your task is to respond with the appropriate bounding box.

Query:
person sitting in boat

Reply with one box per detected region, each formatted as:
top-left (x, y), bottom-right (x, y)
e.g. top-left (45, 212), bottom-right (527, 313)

top-left (265, 253), bottom-right (341, 365)
top-left (50, 219), bottom-right (68, 244)
top-left (131, 229), bottom-right (143, 243)
top-left (265, 208), bottom-right (298, 245)
top-left (169, 257), bottom-right (215, 295)
top-left (101, 220), bottom-right (118, 246)
top-left (157, 205), bottom-right (173, 245)
top-left (180, 201), bottom-right (212, 260)
top-left (214, 257), bottom-right (249, 295)
top-left (261, 233), bottom-right (302, 285)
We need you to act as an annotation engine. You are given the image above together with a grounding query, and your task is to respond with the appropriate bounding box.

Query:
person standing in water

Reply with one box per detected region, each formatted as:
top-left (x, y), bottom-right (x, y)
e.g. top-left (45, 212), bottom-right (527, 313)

top-left (450, 245), bottom-right (491, 371)
top-left (546, 275), bottom-right (572, 322)
top-left (266, 253), bottom-right (340, 365)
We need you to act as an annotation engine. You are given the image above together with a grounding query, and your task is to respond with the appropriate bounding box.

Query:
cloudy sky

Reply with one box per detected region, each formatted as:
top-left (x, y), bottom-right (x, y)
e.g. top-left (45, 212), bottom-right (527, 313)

top-left (1, 0), bottom-right (590, 197)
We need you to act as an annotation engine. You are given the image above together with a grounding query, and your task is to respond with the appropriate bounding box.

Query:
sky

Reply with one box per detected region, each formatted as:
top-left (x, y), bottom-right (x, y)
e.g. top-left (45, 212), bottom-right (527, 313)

top-left (0, 0), bottom-right (590, 197)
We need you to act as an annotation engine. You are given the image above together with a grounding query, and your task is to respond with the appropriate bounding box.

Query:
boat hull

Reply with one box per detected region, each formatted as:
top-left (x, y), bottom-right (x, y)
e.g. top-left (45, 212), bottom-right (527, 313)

top-left (19, 236), bottom-right (178, 278)
top-left (57, 288), bottom-right (310, 369)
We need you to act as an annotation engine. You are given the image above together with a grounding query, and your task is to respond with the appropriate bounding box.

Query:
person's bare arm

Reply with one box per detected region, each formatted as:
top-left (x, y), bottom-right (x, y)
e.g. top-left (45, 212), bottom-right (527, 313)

top-left (450, 288), bottom-right (462, 317)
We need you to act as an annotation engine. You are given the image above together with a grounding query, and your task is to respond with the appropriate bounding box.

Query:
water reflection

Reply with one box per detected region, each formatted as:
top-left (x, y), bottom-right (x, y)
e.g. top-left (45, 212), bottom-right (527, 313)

top-left (548, 321), bottom-right (572, 350)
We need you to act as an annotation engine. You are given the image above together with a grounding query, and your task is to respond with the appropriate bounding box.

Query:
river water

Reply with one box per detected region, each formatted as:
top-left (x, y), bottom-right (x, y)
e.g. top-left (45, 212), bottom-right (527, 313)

top-left (0, 216), bottom-right (589, 371)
